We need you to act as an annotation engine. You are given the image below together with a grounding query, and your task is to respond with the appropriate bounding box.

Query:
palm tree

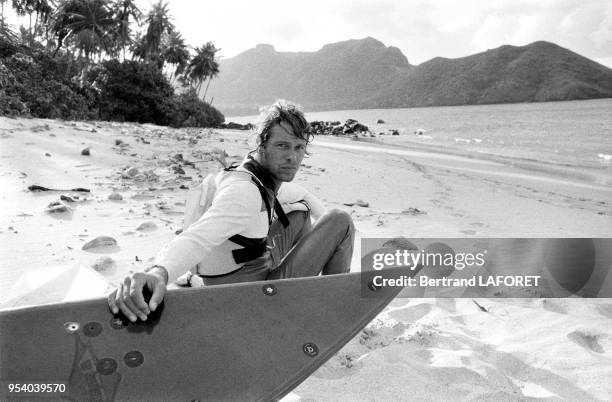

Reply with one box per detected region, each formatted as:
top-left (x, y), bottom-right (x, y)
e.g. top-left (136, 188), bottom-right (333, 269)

top-left (10, 0), bottom-right (53, 41)
top-left (112, 0), bottom-right (140, 60)
top-left (184, 41), bottom-right (219, 100)
top-left (161, 30), bottom-right (188, 84)
top-left (50, 0), bottom-right (117, 83)
top-left (70, 0), bottom-right (115, 60)
top-left (141, 0), bottom-right (173, 66)
top-left (0, 18), bottom-right (19, 56)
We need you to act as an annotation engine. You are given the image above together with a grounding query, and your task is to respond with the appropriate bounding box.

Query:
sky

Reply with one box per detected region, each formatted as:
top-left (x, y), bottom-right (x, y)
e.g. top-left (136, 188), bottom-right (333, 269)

top-left (152, 0), bottom-right (612, 68)
top-left (5, 0), bottom-right (612, 68)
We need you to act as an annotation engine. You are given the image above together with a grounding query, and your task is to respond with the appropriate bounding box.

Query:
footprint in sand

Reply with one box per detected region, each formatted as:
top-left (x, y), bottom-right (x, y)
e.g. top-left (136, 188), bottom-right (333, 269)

top-left (567, 330), bottom-right (605, 354)
top-left (595, 304), bottom-right (612, 320)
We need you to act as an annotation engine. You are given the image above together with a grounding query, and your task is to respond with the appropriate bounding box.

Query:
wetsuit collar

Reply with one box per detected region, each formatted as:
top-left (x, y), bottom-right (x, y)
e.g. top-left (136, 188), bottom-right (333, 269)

top-left (241, 156), bottom-right (278, 194)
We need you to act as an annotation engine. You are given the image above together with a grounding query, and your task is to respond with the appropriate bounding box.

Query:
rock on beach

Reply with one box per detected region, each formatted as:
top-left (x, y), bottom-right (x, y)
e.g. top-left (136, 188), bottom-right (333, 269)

top-left (82, 236), bottom-right (118, 251)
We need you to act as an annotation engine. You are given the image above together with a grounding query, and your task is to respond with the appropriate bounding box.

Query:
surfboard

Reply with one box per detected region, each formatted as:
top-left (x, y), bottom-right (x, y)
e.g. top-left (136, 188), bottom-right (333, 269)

top-left (0, 267), bottom-right (410, 401)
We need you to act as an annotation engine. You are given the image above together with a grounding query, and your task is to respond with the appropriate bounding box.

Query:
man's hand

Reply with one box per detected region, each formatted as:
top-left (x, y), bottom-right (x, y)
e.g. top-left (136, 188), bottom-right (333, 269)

top-left (107, 268), bottom-right (167, 322)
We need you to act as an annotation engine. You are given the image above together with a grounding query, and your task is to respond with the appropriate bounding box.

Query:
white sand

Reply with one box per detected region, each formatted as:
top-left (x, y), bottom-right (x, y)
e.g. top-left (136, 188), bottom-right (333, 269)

top-left (1, 116), bottom-right (611, 400)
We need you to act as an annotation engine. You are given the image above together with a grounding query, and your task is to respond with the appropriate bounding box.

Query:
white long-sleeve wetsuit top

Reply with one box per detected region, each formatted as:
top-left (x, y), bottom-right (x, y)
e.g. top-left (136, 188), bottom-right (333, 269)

top-left (154, 165), bottom-right (325, 282)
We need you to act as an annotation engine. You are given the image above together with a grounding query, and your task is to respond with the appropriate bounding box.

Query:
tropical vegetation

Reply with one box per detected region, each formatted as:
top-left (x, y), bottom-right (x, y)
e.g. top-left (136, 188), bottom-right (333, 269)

top-left (0, 0), bottom-right (224, 127)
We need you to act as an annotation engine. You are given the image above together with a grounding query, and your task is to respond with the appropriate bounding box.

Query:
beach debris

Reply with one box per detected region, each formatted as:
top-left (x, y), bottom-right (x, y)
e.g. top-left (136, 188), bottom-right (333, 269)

top-left (91, 257), bottom-right (116, 274)
top-left (81, 147), bottom-right (91, 156)
top-left (32, 124), bottom-right (51, 132)
top-left (155, 201), bottom-right (173, 211)
top-left (108, 192), bottom-right (123, 201)
top-left (173, 165), bottom-right (185, 175)
top-left (402, 207), bottom-right (427, 216)
top-left (45, 153), bottom-right (51, 157)
top-left (390, 129), bottom-right (400, 135)
top-left (45, 201), bottom-right (71, 214)
top-left (82, 236), bottom-right (118, 251)
top-left (115, 139), bottom-right (124, 146)
top-left (414, 128), bottom-right (426, 135)
top-left (120, 166), bottom-right (159, 183)
top-left (377, 119), bottom-right (385, 124)
top-left (136, 221), bottom-right (158, 232)
top-left (344, 199), bottom-right (369, 208)
top-left (123, 166), bottom-right (139, 177)
top-left (60, 194), bottom-right (84, 203)
top-left (28, 184), bottom-right (90, 192)
top-left (137, 171), bottom-right (159, 182)
top-left (170, 153), bottom-right (196, 168)
top-left (472, 299), bottom-right (489, 312)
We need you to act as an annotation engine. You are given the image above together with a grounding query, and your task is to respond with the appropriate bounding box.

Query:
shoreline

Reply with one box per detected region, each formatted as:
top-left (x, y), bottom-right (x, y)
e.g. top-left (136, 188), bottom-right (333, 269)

top-left (313, 136), bottom-right (612, 191)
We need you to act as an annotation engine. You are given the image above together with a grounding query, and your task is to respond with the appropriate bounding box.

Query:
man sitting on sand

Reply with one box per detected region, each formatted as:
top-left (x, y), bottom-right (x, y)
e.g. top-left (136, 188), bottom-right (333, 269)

top-left (108, 99), bottom-right (355, 322)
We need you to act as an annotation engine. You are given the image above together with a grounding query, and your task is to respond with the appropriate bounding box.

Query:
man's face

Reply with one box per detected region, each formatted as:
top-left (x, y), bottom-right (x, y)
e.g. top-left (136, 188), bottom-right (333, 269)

top-left (259, 122), bottom-right (307, 184)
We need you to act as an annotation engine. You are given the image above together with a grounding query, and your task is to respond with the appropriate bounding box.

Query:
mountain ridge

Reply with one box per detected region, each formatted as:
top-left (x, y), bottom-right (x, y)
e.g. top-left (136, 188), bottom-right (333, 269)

top-left (204, 38), bottom-right (612, 116)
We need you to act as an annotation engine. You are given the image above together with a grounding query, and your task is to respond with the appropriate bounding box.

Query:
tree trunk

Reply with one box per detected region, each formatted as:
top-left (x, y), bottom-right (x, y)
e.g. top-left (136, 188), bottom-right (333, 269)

top-left (202, 77), bottom-right (212, 102)
top-left (34, 12), bottom-right (39, 38)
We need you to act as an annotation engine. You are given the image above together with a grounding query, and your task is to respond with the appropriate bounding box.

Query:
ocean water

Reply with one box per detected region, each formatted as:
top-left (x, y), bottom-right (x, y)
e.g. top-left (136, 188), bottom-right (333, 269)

top-left (228, 99), bottom-right (612, 172)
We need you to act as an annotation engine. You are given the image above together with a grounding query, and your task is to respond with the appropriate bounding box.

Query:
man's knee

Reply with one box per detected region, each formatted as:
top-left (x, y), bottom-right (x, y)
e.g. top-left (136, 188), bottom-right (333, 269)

top-left (324, 208), bottom-right (355, 234)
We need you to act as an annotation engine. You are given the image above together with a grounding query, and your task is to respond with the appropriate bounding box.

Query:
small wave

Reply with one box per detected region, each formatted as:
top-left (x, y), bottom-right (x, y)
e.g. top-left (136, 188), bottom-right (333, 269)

top-left (455, 138), bottom-right (482, 144)
top-left (597, 153), bottom-right (612, 162)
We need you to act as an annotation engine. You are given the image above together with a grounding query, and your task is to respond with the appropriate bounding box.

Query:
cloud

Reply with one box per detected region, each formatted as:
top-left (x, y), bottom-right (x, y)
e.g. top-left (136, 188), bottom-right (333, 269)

top-left (589, 4), bottom-right (612, 49)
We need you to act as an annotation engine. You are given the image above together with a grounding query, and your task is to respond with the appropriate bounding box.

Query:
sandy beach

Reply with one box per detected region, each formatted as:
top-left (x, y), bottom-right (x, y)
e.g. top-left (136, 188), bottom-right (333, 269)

top-left (1, 116), bottom-right (611, 400)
